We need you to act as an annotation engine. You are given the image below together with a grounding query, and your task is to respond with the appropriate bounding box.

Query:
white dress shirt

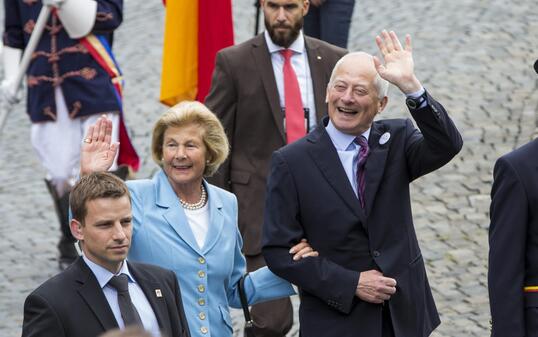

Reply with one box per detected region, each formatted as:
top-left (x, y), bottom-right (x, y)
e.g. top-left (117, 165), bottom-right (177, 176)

top-left (264, 30), bottom-right (317, 131)
top-left (82, 255), bottom-right (161, 337)
top-left (325, 120), bottom-right (370, 197)
top-left (324, 87), bottom-right (426, 196)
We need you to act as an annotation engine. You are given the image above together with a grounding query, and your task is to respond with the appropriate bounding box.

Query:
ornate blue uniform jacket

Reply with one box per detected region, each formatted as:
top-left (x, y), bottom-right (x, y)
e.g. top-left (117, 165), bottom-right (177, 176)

top-left (2, 0), bottom-right (123, 122)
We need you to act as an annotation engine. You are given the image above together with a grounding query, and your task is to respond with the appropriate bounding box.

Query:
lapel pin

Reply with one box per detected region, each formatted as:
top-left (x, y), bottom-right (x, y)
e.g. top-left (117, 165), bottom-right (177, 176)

top-left (155, 289), bottom-right (162, 298)
top-left (379, 132), bottom-right (390, 145)
top-left (317, 55), bottom-right (322, 60)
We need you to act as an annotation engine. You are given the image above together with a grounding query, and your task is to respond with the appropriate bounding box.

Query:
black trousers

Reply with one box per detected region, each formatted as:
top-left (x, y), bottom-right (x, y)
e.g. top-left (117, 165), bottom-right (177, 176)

top-left (382, 304), bottom-right (395, 337)
top-left (527, 307), bottom-right (538, 337)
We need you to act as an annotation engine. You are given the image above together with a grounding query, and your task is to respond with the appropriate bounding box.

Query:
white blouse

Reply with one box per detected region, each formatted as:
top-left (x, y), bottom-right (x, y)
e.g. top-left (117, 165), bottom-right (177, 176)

top-left (184, 203), bottom-right (210, 249)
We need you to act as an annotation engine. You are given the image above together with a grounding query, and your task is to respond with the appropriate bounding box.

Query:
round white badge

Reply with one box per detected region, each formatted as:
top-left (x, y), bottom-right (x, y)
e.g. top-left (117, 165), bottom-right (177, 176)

top-left (379, 132), bottom-right (391, 145)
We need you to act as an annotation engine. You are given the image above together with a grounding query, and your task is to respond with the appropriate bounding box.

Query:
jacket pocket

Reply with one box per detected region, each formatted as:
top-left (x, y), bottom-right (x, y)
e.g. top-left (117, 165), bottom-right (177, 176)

top-left (219, 305), bottom-right (233, 332)
top-left (409, 253), bottom-right (423, 266)
top-left (230, 170), bottom-right (250, 185)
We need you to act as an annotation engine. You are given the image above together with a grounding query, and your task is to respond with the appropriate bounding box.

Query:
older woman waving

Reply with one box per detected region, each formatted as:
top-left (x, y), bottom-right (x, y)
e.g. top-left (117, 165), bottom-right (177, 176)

top-left (80, 101), bottom-right (316, 337)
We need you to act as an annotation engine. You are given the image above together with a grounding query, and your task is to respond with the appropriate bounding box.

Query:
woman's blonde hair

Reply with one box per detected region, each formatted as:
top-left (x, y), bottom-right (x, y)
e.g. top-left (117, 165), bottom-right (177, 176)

top-left (151, 101), bottom-right (229, 176)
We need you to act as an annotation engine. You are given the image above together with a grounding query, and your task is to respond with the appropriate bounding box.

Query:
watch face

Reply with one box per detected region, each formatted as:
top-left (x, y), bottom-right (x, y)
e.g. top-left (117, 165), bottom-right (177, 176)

top-left (406, 97), bottom-right (418, 109)
top-left (406, 93), bottom-right (426, 109)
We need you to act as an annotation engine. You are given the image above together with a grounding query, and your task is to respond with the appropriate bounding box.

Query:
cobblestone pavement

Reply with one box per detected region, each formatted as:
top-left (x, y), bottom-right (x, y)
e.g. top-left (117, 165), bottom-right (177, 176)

top-left (1, 0), bottom-right (537, 336)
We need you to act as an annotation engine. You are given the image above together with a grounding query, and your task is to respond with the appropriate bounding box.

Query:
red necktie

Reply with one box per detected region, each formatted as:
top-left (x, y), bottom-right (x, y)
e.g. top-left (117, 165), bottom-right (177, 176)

top-left (280, 49), bottom-right (305, 144)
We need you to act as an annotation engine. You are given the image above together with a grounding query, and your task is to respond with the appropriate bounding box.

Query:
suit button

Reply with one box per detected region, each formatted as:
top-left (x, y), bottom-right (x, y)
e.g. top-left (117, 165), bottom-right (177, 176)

top-left (198, 257), bottom-right (206, 264)
top-left (198, 284), bottom-right (205, 293)
top-left (373, 250), bottom-right (381, 257)
top-left (198, 270), bottom-right (206, 278)
top-left (198, 298), bottom-right (205, 306)
top-left (200, 326), bottom-right (208, 334)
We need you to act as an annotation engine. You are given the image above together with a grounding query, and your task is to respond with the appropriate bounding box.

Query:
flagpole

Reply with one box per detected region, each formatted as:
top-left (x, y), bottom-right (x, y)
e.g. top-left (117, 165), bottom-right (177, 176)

top-left (0, 5), bottom-right (52, 134)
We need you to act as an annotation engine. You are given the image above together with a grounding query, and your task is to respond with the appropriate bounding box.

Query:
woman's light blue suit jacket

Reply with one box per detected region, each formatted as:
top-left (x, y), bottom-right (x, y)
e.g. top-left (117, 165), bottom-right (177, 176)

top-left (127, 170), bottom-right (294, 337)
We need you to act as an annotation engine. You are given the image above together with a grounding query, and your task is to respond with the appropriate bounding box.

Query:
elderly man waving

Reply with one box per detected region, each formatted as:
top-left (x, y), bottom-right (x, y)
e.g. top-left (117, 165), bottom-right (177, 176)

top-left (263, 30), bottom-right (463, 337)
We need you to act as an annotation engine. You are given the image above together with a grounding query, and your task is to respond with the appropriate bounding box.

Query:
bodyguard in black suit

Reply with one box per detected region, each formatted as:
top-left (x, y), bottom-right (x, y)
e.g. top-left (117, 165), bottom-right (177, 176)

top-left (22, 173), bottom-right (190, 337)
top-left (488, 138), bottom-right (538, 337)
top-left (263, 31), bottom-right (463, 337)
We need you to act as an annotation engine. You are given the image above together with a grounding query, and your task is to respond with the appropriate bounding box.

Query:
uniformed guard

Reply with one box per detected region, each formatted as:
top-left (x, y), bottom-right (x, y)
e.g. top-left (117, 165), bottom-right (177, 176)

top-left (2, 0), bottom-right (139, 269)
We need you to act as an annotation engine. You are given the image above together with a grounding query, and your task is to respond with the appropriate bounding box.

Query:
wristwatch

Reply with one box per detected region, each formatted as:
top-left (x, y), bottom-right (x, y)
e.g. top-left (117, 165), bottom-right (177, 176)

top-left (405, 91), bottom-right (427, 110)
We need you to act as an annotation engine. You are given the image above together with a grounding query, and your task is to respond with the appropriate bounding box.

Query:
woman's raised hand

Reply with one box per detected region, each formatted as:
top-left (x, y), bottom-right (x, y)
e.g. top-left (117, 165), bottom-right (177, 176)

top-left (80, 116), bottom-right (119, 175)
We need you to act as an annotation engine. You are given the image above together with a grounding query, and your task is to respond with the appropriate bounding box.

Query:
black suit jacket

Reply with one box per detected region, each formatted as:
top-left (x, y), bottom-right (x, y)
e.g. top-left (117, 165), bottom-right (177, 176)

top-left (263, 93), bottom-right (463, 337)
top-left (205, 33), bottom-right (346, 255)
top-left (489, 138), bottom-right (538, 337)
top-left (22, 258), bottom-right (190, 337)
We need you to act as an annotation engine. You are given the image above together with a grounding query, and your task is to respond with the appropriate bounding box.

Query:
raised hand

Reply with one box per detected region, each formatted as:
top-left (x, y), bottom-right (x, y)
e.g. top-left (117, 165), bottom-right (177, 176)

top-left (373, 30), bottom-right (422, 94)
top-left (80, 116), bottom-right (118, 176)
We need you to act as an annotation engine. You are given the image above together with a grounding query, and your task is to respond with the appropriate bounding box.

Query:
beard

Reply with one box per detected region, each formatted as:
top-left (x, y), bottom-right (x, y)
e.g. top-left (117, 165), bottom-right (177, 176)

top-left (265, 16), bottom-right (303, 48)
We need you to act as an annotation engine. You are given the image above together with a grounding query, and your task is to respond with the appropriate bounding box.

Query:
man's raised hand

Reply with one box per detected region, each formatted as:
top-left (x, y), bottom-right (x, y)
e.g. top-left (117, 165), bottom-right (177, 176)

top-left (373, 30), bottom-right (422, 94)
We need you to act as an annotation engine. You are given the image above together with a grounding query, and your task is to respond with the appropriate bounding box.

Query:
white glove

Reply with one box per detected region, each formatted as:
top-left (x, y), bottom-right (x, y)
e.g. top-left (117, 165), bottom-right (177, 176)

top-left (0, 79), bottom-right (20, 104)
top-left (56, 0), bottom-right (97, 39)
top-left (42, 0), bottom-right (65, 8)
top-left (1, 45), bottom-right (23, 104)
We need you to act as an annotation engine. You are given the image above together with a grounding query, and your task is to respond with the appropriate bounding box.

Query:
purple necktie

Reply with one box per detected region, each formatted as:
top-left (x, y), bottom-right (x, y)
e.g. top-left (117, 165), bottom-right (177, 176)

top-left (355, 136), bottom-right (369, 208)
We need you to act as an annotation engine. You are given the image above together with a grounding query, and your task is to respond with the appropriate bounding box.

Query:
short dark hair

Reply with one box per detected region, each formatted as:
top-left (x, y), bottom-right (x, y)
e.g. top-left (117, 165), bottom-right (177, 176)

top-left (70, 172), bottom-right (130, 224)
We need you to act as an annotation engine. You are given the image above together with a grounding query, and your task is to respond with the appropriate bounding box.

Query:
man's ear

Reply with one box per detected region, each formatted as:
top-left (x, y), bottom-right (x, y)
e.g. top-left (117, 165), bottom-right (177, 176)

top-left (70, 219), bottom-right (84, 241)
top-left (303, 0), bottom-right (310, 15)
top-left (325, 87), bottom-right (329, 103)
top-left (378, 96), bottom-right (388, 114)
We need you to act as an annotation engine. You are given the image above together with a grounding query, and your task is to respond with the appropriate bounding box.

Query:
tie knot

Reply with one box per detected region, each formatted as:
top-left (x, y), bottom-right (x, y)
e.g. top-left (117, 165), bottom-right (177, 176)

top-left (279, 49), bottom-right (293, 61)
top-left (355, 135), bottom-right (368, 148)
top-left (108, 274), bottom-right (129, 293)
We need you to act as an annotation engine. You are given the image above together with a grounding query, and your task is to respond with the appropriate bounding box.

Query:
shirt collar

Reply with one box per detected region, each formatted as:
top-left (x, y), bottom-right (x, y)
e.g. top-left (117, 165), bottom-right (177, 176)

top-left (325, 120), bottom-right (371, 151)
top-left (264, 29), bottom-right (305, 54)
top-left (82, 253), bottom-right (135, 289)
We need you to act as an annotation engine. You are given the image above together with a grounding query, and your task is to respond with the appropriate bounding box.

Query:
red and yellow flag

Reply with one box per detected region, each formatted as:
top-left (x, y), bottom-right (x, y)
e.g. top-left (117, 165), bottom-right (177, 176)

top-left (160, 0), bottom-right (234, 106)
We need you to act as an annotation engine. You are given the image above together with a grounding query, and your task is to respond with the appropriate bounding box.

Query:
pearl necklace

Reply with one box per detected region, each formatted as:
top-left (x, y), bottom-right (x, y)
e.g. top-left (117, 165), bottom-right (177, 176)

top-left (179, 184), bottom-right (207, 210)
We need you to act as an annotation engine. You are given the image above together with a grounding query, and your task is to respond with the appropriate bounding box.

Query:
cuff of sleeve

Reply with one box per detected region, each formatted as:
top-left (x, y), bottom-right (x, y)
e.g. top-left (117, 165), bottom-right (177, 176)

top-left (246, 266), bottom-right (296, 304)
top-left (405, 87), bottom-right (425, 98)
top-left (325, 270), bottom-right (360, 314)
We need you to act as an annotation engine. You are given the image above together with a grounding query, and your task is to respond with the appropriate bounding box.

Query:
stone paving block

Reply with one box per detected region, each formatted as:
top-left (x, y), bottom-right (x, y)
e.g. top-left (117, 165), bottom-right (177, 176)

top-left (446, 249), bottom-right (476, 264)
top-left (468, 194), bottom-right (490, 210)
top-left (464, 212), bottom-right (489, 223)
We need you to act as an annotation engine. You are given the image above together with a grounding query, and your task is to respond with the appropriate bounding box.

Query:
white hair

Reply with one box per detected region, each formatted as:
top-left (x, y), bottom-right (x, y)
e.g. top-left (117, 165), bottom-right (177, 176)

top-left (328, 52), bottom-right (389, 99)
